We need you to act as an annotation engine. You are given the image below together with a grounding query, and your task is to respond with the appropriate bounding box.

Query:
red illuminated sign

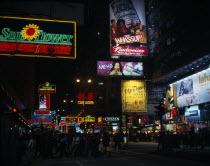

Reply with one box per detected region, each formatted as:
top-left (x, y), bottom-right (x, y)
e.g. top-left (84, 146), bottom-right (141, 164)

top-left (0, 42), bottom-right (71, 55)
top-left (76, 92), bottom-right (94, 100)
top-left (35, 111), bottom-right (50, 115)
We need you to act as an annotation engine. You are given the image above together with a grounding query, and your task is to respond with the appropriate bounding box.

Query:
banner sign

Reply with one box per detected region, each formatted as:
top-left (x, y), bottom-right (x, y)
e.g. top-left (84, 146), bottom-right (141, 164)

top-left (35, 110), bottom-right (51, 115)
top-left (38, 82), bottom-right (56, 93)
top-left (39, 94), bottom-right (50, 110)
top-left (97, 61), bottom-right (143, 76)
top-left (31, 115), bottom-right (52, 124)
top-left (174, 68), bottom-right (210, 107)
top-left (66, 117), bottom-right (84, 123)
top-left (109, 0), bottom-right (147, 58)
top-left (121, 80), bottom-right (147, 112)
top-left (0, 16), bottom-right (76, 59)
top-left (77, 101), bottom-right (94, 104)
top-left (105, 117), bottom-right (120, 121)
top-left (84, 115), bottom-right (95, 122)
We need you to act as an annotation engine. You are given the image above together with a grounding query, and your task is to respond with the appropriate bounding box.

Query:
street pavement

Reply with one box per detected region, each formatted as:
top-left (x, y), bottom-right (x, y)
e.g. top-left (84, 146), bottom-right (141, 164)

top-left (31, 142), bottom-right (210, 166)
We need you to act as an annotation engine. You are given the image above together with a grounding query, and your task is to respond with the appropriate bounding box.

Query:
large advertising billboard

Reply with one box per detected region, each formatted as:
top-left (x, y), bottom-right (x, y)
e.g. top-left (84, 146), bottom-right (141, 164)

top-left (110, 0), bottom-right (147, 58)
top-left (97, 61), bottom-right (143, 76)
top-left (174, 68), bottom-right (210, 107)
top-left (0, 16), bottom-right (76, 59)
top-left (121, 80), bottom-right (147, 112)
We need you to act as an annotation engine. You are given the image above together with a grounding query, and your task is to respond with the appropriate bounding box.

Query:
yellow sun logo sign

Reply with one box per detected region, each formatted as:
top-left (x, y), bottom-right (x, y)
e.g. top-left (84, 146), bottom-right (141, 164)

top-left (21, 24), bottom-right (40, 40)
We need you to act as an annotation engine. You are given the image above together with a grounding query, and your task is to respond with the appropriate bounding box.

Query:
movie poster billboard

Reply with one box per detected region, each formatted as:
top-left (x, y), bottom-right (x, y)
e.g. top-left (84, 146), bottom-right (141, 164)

top-left (175, 68), bottom-right (210, 107)
top-left (109, 0), bottom-right (147, 58)
top-left (0, 16), bottom-right (76, 59)
top-left (97, 61), bottom-right (143, 76)
top-left (121, 80), bottom-right (147, 112)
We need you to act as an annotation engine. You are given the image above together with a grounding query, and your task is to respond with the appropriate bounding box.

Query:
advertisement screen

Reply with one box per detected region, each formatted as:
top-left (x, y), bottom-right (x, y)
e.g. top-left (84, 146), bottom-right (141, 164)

top-left (175, 68), bottom-right (210, 107)
top-left (109, 0), bottom-right (147, 58)
top-left (39, 94), bottom-right (50, 110)
top-left (121, 80), bottom-right (147, 112)
top-left (0, 16), bottom-right (76, 59)
top-left (97, 61), bottom-right (143, 76)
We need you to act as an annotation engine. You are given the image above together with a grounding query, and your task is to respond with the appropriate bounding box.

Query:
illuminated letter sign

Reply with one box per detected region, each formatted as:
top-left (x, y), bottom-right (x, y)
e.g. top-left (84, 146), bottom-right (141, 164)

top-left (0, 16), bottom-right (76, 59)
top-left (38, 82), bottom-right (56, 93)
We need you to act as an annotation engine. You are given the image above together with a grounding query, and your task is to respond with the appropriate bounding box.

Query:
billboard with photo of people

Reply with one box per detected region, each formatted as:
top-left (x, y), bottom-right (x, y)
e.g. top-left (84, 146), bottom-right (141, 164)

top-left (109, 0), bottom-right (147, 58)
top-left (174, 68), bottom-right (210, 107)
top-left (97, 61), bottom-right (143, 76)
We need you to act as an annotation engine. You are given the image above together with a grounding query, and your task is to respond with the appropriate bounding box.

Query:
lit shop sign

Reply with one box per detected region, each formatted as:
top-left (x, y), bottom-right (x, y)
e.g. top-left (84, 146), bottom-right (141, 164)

top-left (84, 115), bottom-right (95, 122)
top-left (66, 117), bottom-right (84, 123)
top-left (105, 117), bottom-right (120, 121)
top-left (76, 92), bottom-right (95, 105)
top-left (77, 101), bottom-right (94, 104)
top-left (0, 16), bottom-right (76, 59)
top-left (38, 82), bottom-right (56, 93)
top-left (185, 105), bottom-right (200, 121)
top-left (35, 110), bottom-right (51, 115)
top-left (110, 0), bottom-right (147, 57)
top-left (97, 61), bottom-right (143, 76)
top-left (31, 115), bottom-right (52, 124)
top-left (172, 68), bottom-right (210, 107)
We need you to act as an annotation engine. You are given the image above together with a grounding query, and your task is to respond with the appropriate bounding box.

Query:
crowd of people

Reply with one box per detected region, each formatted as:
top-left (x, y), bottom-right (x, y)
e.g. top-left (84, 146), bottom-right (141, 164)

top-left (16, 130), bottom-right (125, 165)
top-left (15, 128), bottom-right (210, 165)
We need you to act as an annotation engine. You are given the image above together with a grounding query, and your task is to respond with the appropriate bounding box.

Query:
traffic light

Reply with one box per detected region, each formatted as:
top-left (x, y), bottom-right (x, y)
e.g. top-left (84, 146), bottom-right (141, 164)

top-left (154, 103), bottom-right (166, 118)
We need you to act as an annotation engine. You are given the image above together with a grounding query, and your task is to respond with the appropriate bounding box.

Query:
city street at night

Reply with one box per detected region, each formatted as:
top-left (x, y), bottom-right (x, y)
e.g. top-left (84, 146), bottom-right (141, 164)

top-left (1, 0), bottom-right (210, 166)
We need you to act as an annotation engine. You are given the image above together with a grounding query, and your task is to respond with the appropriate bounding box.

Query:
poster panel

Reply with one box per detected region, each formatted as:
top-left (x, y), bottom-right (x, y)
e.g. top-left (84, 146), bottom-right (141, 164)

top-left (97, 61), bottom-right (143, 76)
top-left (39, 94), bottom-right (50, 110)
top-left (121, 80), bottom-right (147, 112)
top-left (110, 0), bottom-right (147, 58)
top-left (175, 68), bottom-right (210, 107)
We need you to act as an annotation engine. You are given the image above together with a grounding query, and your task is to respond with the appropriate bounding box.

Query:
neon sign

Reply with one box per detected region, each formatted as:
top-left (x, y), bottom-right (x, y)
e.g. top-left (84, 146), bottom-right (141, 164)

top-left (38, 82), bottom-right (56, 93)
top-left (0, 16), bottom-right (76, 59)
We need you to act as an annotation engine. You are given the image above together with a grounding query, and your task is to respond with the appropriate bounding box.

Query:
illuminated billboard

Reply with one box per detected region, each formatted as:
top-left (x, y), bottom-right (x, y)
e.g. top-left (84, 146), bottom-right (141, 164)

top-left (39, 94), bottom-right (50, 110)
top-left (97, 61), bottom-right (143, 76)
top-left (109, 0), bottom-right (147, 58)
top-left (0, 16), bottom-right (76, 59)
top-left (184, 105), bottom-right (200, 121)
top-left (121, 80), bottom-right (147, 112)
top-left (173, 68), bottom-right (210, 107)
top-left (31, 115), bottom-right (52, 125)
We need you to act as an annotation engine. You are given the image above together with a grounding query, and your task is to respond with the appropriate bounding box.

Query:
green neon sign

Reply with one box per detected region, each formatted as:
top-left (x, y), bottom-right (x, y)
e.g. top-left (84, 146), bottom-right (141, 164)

top-left (0, 28), bottom-right (73, 45)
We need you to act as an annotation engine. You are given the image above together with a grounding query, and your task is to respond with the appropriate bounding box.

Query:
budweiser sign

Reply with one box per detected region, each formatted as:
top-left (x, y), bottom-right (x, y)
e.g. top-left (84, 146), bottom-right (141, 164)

top-left (111, 46), bottom-right (147, 56)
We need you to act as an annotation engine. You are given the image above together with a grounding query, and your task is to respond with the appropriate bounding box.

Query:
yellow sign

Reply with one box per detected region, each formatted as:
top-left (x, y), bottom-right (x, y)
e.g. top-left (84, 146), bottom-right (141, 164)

top-left (84, 115), bottom-right (95, 122)
top-left (121, 80), bottom-right (147, 112)
top-left (98, 117), bottom-right (102, 122)
top-left (77, 101), bottom-right (94, 104)
top-left (38, 82), bottom-right (56, 93)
